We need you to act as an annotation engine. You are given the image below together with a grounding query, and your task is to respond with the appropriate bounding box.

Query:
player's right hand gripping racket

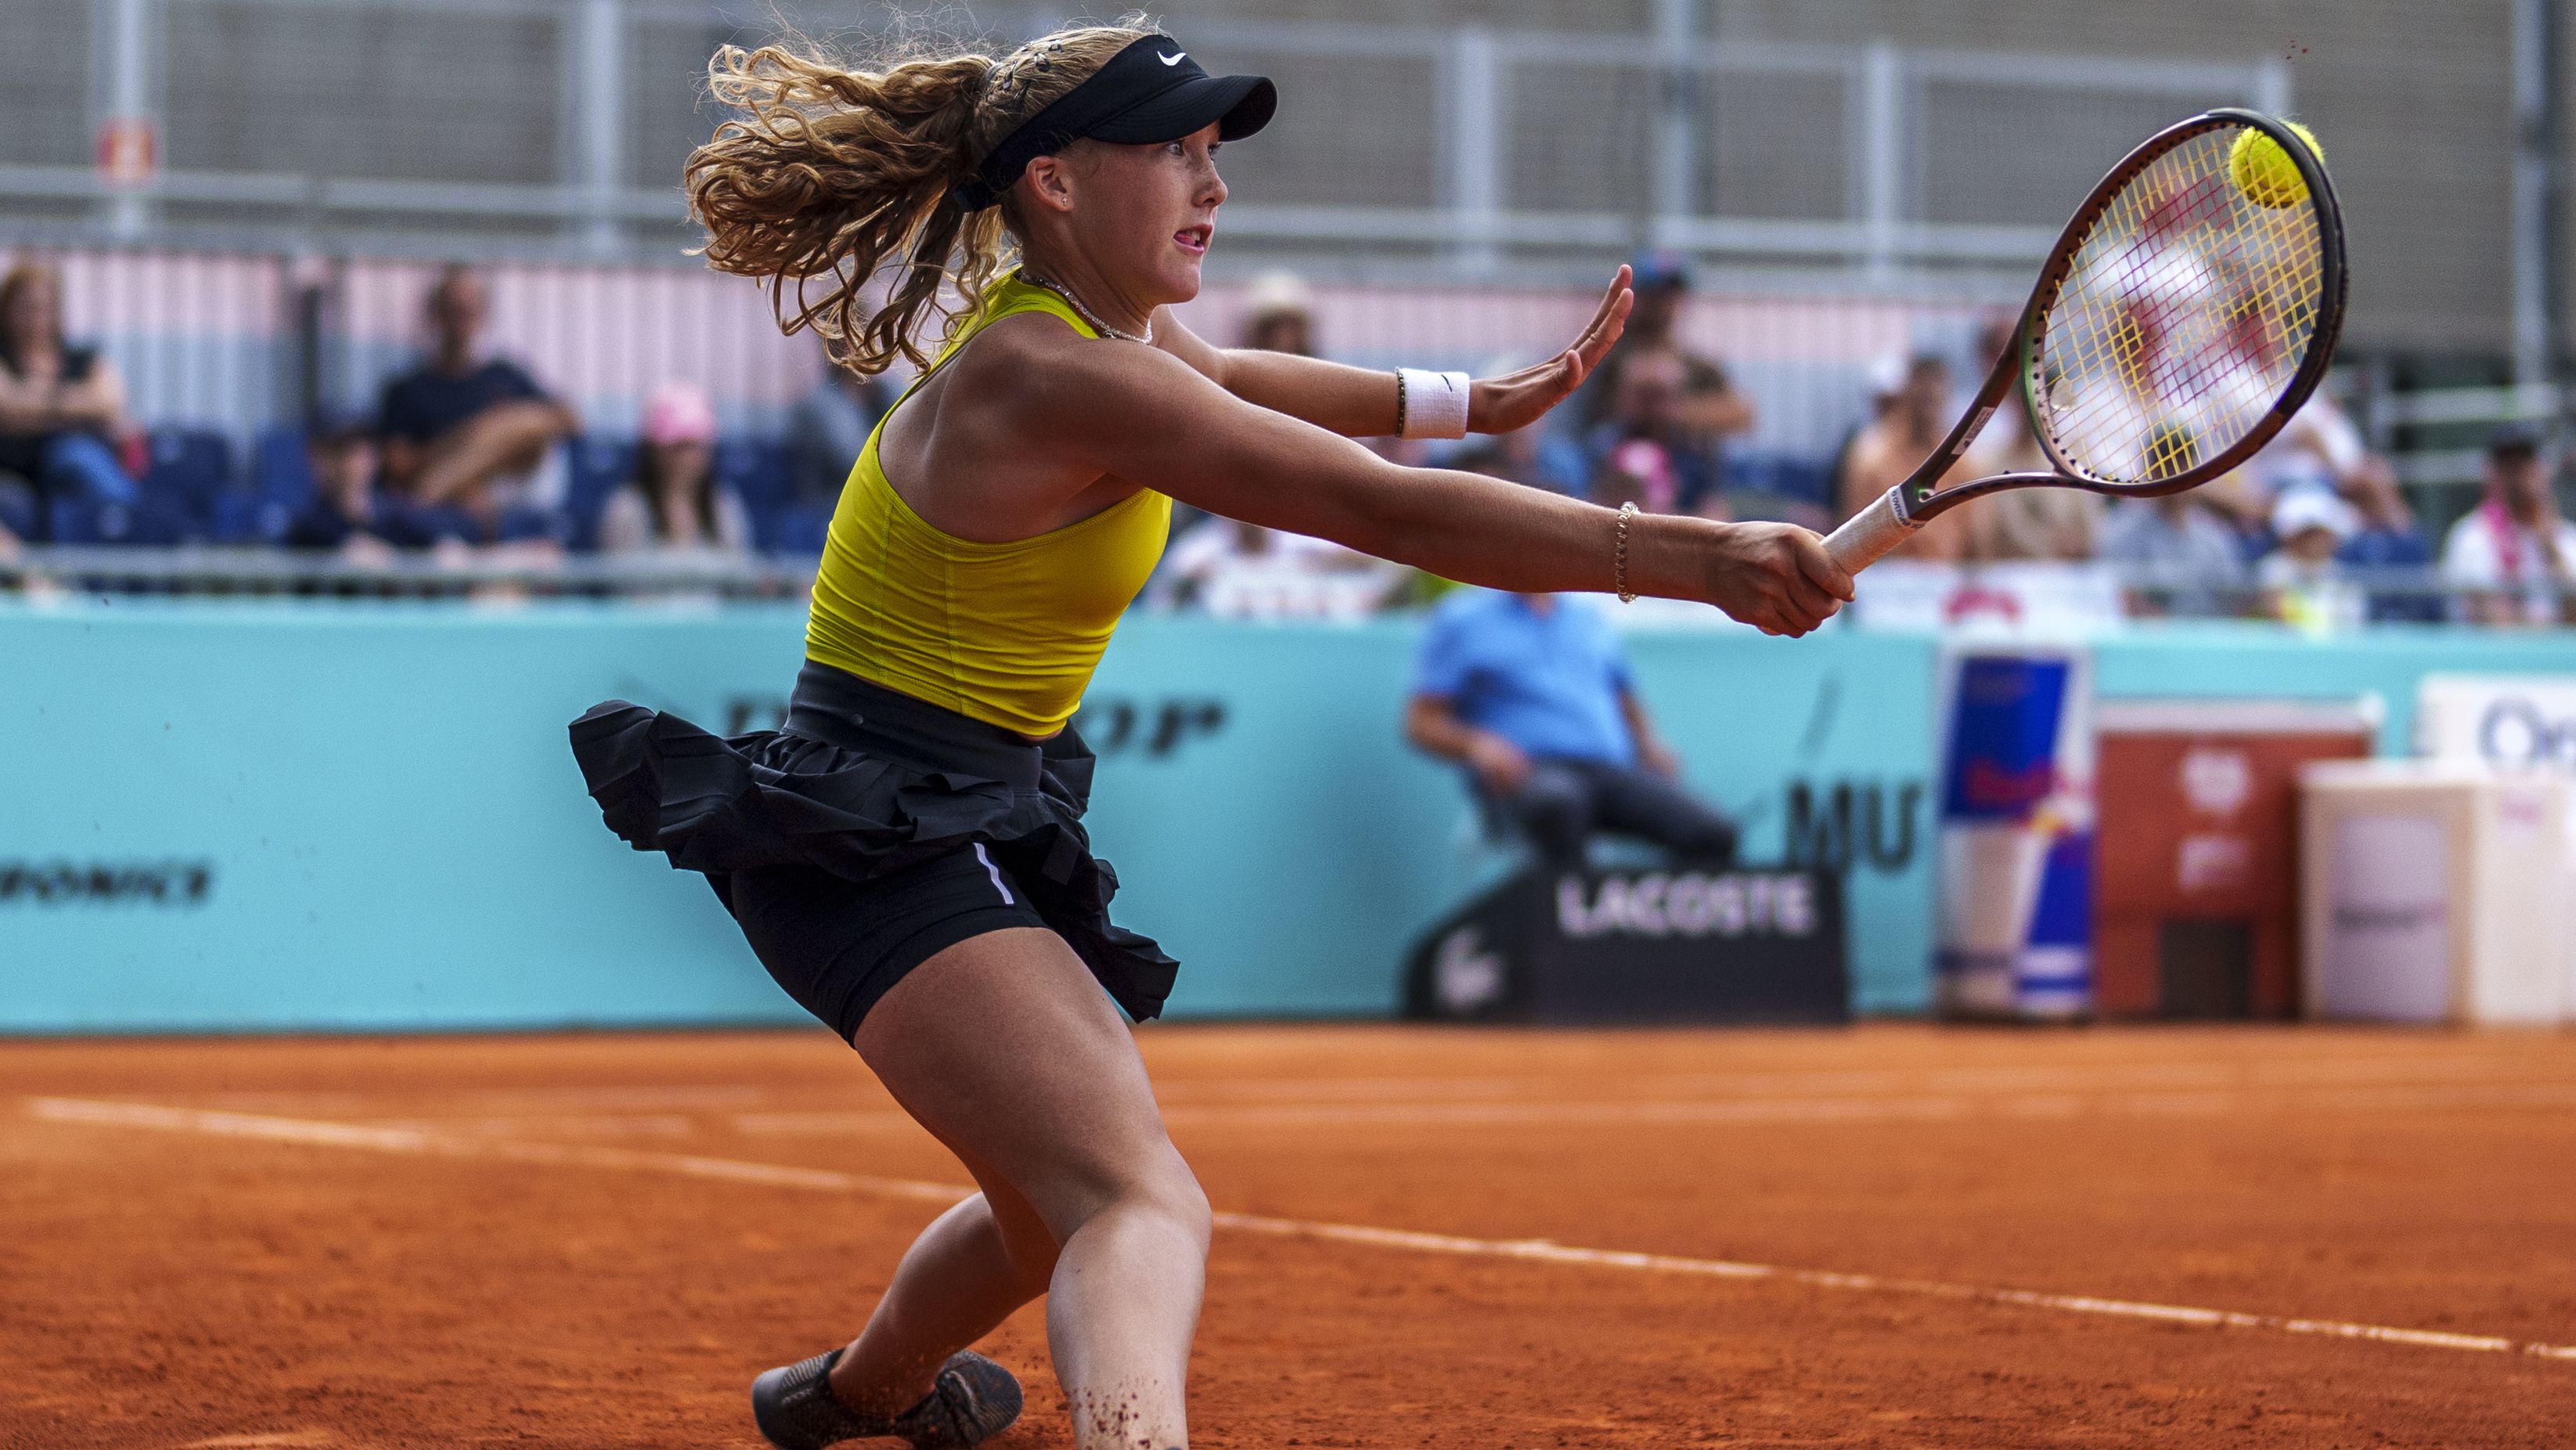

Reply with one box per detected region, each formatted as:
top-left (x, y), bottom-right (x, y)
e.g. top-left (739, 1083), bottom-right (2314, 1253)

top-left (1823, 109), bottom-right (2347, 572)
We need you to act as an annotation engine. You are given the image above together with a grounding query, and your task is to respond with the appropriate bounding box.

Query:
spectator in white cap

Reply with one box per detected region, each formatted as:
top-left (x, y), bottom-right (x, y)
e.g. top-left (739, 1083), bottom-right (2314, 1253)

top-left (2257, 487), bottom-right (2364, 631)
top-left (1239, 270), bottom-right (1317, 358)
top-left (599, 381), bottom-right (751, 558)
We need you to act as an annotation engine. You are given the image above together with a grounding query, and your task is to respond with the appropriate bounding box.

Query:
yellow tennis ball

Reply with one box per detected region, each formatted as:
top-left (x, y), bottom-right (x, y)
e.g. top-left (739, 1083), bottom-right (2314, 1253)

top-left (2229, 121), bottom-right (2321, 209)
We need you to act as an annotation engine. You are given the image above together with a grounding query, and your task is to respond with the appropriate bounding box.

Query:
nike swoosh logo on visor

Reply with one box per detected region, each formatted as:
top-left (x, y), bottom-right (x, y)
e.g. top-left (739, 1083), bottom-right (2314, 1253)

top-left (1158, 50), bottom-right (1186, 65)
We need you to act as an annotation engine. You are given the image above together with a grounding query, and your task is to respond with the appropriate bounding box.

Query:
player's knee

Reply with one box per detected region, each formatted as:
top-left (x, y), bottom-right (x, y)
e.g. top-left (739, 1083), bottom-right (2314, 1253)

top-left (1133, 1160), bottom-right (1212, 1257)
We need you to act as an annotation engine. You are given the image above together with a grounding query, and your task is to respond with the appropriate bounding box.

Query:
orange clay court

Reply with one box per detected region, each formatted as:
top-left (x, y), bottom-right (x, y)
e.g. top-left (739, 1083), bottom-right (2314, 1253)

top-left (8, 1022), bottom-right (2576, 1448)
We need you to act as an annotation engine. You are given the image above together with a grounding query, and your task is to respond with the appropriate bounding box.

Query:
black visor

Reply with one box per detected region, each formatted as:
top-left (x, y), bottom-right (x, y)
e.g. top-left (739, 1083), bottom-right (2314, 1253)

top-left (949, 34), bottom-right (1275, 212)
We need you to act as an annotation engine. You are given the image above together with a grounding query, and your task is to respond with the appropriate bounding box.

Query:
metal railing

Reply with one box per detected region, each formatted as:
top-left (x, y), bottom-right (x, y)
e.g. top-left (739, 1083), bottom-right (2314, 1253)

top-left (1, 546), bottom-right (2556, 629)
top-left (5, 0), bottom-right (2285, 283)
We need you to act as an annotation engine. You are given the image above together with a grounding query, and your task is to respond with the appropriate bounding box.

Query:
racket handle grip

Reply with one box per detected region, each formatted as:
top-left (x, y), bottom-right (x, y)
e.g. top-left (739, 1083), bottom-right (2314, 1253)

top-left (1822, 487), bottom-right (1922, 574)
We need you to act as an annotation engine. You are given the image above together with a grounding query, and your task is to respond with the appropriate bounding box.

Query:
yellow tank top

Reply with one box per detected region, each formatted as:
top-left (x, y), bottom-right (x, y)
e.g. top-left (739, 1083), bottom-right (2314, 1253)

top-left (803, 272), bottom-right (1173, 737)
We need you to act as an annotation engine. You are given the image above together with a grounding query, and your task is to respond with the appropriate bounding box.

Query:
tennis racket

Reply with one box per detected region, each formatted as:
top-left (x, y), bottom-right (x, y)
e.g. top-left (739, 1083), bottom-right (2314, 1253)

top-left (1822, 108), bottom-right (2347, 572)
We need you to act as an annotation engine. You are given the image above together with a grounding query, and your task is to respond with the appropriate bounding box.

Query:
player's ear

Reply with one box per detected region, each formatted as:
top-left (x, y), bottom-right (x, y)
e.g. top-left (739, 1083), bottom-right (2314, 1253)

top-left (1021, 153), bottom-right (1080, 215)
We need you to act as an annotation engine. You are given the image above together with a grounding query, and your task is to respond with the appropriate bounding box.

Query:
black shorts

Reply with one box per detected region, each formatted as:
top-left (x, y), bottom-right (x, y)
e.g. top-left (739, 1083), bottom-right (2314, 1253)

top-left (721, 843), bottom-right (1047, 1042)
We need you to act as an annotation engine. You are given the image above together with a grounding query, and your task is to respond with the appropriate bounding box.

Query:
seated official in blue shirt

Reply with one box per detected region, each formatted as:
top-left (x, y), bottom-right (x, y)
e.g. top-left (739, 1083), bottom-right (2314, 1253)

top-left (1406, 588), bottom-right (1736, 867)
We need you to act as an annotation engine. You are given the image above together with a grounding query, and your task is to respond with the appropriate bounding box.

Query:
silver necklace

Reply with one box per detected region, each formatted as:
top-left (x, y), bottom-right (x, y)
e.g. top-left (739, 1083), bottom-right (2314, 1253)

top-left (1018, 269), bottom-right (1153, 344)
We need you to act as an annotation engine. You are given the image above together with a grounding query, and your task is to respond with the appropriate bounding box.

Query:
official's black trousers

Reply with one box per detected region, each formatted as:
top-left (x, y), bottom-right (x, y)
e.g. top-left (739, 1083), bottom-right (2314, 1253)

top-left (1490, 757), bottom-right (1738, 867)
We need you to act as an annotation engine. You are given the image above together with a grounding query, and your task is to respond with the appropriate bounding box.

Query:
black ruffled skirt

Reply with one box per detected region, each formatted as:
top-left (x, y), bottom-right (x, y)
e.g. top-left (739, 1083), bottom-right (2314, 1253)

top-left (567, 660), bottom-right (1178, 1022)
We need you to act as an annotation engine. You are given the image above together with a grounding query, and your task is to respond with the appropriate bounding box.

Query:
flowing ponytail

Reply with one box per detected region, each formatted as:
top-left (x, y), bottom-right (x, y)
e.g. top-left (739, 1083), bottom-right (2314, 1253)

top-left (687, 22), bottom-right (1152, 375)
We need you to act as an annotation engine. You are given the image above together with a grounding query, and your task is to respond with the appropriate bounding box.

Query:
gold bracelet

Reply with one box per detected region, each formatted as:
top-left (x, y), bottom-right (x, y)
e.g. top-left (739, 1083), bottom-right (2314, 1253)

top-left (1614, 501), bottom-right (1637, 604)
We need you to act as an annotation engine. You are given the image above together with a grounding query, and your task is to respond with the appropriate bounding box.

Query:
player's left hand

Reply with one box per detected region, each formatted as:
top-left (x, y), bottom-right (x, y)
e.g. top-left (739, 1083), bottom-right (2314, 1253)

top-left (1466, 266), bottom-right (1633, 435)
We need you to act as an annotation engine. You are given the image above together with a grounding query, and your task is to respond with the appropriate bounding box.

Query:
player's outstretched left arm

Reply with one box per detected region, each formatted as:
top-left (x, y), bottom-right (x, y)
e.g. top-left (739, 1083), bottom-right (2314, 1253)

top-left (1027, 329), bottom-right (1850, 637)
top-left (1152, 267), bottom-right (1634, 438)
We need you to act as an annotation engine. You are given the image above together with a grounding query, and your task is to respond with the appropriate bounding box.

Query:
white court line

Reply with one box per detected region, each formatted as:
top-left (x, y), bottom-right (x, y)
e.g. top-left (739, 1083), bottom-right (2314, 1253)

top-left (724, 1080), bottom-right (2576, 1136)
top-left (1145, 1054), bottom-right (2576, 1106)
top-left (24, 1095), bottom-right (2576, 1366)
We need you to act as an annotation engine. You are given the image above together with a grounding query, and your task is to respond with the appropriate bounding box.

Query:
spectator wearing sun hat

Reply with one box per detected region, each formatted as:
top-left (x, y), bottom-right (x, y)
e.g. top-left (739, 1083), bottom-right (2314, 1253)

top-left (2257, 488), bottom-right (2366, 631)
top-left (599, 381), bottom-right (751, 558)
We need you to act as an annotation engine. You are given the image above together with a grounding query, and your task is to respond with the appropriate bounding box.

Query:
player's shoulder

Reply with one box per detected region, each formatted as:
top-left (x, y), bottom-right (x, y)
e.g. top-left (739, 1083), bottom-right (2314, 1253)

top-left (959, 310), bottom-right (1187, 412)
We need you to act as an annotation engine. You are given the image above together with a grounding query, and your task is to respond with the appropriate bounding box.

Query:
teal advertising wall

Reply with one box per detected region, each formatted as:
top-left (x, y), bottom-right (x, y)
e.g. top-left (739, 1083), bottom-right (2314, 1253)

top-left (3, 599), bottom-right (2571, 1033)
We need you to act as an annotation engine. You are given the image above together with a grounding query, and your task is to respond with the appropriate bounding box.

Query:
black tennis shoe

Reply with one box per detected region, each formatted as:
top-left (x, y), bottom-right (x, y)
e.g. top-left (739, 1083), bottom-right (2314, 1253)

top-left (751, 1346), bottom-right (1024, 1449)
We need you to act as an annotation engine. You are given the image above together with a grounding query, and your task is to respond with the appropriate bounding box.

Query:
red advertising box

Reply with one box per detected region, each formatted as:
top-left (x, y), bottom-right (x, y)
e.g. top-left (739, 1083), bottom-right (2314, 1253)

top-left (2094, 698), bottom-right (2377, 1019)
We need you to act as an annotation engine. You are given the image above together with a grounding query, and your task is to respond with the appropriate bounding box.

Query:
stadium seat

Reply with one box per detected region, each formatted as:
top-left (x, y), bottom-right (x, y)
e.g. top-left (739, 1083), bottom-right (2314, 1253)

top-left (1728, 451), bottom-right (1834, 509)
top-left (0, 473), bottom-right (33, 541)
top-left (49, 494), bottom-right (186, 546)
top-left (714, 438), bottom-right (793, 518)
top-left (497, 503), bottom-right (571, 545)
top-left (235, 424), bottom-right (319, 543)
top-left (139, 427), bottom-right (236, 541)
top-left (767, 501), bottom-right (832, 556)
top-left (563, 435), bottom-right (636, 552)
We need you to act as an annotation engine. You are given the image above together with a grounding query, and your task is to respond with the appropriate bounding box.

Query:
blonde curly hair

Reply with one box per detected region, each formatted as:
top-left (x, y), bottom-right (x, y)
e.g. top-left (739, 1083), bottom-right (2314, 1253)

top-left (687, 20), bottom-right (1155, 375)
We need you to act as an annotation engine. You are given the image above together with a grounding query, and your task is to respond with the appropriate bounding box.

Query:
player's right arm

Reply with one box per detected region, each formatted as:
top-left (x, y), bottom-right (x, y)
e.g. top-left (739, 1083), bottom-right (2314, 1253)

top-left (1022, 329), bottom-right (1852, 637)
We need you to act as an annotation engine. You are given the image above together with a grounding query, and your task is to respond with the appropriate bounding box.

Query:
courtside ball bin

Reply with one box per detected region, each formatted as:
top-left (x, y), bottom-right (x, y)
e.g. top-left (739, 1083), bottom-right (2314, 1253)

top-left (2297, 760), bottom-right (2570, 1025)
top-left (1933, 648), bottom-right (2095, 1021)
top-left (2092, 698), bottom-right (2378, 1019)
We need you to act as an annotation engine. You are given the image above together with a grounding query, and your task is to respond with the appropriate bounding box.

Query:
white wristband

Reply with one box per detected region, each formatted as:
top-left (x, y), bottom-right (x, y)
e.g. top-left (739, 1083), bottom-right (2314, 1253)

top-left (1399, 368), bottom-right (1472, 441)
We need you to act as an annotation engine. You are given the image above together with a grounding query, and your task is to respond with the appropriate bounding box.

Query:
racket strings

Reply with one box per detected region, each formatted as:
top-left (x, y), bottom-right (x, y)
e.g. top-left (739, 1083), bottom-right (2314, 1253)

top-left (2033, 125), bottom-right (2329, 485)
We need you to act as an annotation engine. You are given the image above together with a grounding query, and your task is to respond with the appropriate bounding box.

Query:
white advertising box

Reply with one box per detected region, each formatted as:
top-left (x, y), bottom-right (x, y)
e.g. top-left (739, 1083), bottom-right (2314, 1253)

top-left (2416, 673), bottom-right (2576, 774)
top-left (2297, 760), bottom-right (2567, 1025)
top-left (2413, 673), bottom-right (2576, 1016)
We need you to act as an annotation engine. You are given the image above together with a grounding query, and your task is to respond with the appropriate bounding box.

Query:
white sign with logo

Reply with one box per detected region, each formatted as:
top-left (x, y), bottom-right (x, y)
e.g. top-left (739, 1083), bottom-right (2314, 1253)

top-left (2416, 674), bottom-right (2576, 774)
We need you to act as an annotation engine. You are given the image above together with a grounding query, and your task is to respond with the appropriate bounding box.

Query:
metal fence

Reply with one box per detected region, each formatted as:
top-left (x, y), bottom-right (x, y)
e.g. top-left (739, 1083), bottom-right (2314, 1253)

top-left (2, 0), bottom-right (2283, 285)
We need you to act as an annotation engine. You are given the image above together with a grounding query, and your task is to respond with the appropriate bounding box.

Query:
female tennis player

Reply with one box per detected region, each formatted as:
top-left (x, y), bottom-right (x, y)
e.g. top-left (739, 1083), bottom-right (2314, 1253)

top-left (571, 20), bottom-right (1849, 1450)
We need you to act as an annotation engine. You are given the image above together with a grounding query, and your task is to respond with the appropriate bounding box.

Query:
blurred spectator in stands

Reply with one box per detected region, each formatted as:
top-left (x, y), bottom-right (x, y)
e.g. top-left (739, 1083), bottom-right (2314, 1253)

top-left (376, 265), bottom-right (577, 534)
top-left (1407, 590), bottom-right (1735, 868)
top-left (1962, 407), bottom-right (2099, 561)
top-left (1836, 352), bottom-right (1970, 561)
top-left (283, 413), bottom-right (450, 559)
top-left (1149, 514), bottom-right (1398, 620)
top-left (1587, 349), bottom-right (1723, 516)
top-left (0, 260), bottom-right (141, 536)
top-left (2099, 491), bottom-right (2246, 617)
top-left (787, 337), bottom-right (892, 510)
top-left (2251, 388), bottom-right (2371, 501)
top-left (2440, 424), bottom-right (2576, 626)
top-left (600, 382), bottom-right (751, 558)
top-left (1451, 420), bottom-right (1583, 496)
top-left (1957, 317), bottom-right (2098, 561)
top-left (1240, 271), bottom-right (1316, 357)
top-left (2333, 453), bottom-right (2437, 622)
top-left (1573, 251), bottom-right (1753, 480)
top-left (2257, 489), bottom-right (2365, 631)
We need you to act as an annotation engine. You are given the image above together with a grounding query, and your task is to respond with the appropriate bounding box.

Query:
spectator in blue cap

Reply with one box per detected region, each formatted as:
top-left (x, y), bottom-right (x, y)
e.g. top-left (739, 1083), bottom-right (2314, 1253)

top-left (1569, 250), bottom-right (1753, 515)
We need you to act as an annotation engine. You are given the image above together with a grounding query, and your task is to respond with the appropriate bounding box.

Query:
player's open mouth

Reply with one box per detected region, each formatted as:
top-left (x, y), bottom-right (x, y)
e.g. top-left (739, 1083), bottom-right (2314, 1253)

top-left (1175, 225), bottom-right (1212, 255)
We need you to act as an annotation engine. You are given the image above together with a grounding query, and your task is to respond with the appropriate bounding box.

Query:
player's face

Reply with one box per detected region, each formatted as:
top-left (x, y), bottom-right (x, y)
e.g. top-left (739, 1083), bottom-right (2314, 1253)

top-left (1067, 124), bottom-right (1228, 305)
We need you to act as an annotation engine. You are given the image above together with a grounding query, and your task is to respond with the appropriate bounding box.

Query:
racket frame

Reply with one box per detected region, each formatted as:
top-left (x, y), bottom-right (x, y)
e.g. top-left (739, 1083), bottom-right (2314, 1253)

top-left (1826, 107), bottom-right (2347, 568)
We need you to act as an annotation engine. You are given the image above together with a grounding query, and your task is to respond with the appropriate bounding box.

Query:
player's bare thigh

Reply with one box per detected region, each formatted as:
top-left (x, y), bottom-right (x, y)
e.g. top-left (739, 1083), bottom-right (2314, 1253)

top-left (854, 925), bottom-right (1205, 1239)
